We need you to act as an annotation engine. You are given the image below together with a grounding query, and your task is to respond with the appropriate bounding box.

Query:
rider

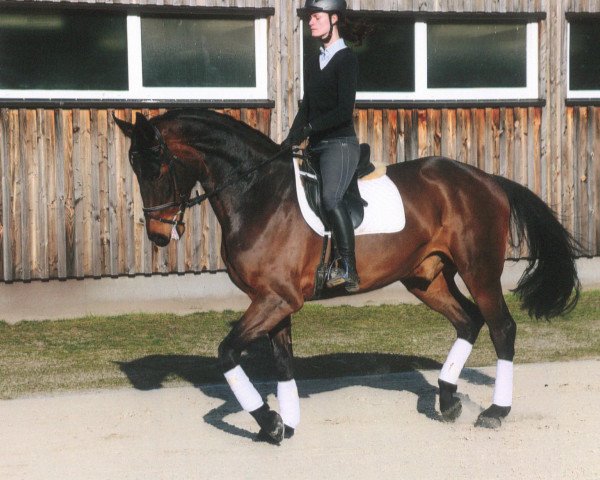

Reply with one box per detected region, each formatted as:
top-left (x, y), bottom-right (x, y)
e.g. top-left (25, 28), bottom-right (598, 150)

top-left (282, 0), bottom-right (360, 292)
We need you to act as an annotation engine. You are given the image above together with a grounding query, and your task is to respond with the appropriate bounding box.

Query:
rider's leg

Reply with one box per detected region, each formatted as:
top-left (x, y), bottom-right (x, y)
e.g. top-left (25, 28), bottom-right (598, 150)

top-left (317, 137), bottom-right (360, 292)
top-left (325, 205), bottom-right (360, 291)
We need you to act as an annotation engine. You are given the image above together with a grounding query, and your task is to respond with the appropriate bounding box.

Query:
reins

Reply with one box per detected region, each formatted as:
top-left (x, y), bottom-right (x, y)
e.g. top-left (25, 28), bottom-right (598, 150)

top-left (142, 138), bottom-right (292, 227)
top-left (185, 146), bottom-right (292, 209)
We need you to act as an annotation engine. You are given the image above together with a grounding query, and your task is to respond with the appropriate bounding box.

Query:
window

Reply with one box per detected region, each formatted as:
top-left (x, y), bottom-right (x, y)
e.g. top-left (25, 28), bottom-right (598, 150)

top-left (0, 8), bottom-right (268, 101)
top-left (0, 11), bottom-right (128, 91)
top-left (568, 19), bottom-right (600, 97)
top-left (302, 18), bottom-right (538, 101)
top-left (353, 19), bottom-right (415, 92)
top-left (427, 23), bottom-right (527, 89)
top-left (141, 18), bottom-right (256, 89)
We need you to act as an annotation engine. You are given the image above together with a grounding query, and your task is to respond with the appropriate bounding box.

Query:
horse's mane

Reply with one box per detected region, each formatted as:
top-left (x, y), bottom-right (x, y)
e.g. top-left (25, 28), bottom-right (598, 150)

top-left (155, 109), bottom-right (290, 198)
top-left (159, 109), bottom-right (280, 158)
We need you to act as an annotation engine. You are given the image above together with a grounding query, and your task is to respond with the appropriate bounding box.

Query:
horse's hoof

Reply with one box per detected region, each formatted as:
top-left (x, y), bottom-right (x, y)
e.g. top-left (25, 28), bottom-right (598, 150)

top-left (254, 428), bottom-right (282, 445)
top-left (440, 397), bottom-right (462, 422)
top-left (284, 425), bottom-right (295, 439)
top-left (475, 404), bottom-right (511, 429)
top-left (253, 410), bottom-right (284, 445)
top-left (438, 380), bottom-right (462, 422)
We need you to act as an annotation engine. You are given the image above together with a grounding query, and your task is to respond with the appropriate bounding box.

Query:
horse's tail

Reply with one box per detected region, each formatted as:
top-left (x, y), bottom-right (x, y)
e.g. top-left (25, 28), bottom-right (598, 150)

top-left (492, 175), bottom-right (581, 319)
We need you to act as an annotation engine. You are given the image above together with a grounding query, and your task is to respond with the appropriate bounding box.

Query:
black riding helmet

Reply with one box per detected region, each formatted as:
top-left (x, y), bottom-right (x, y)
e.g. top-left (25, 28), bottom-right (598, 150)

top-left (303, 0), bottom-right (347, 43)
top-left (304, 0), bottom-right (347, 13)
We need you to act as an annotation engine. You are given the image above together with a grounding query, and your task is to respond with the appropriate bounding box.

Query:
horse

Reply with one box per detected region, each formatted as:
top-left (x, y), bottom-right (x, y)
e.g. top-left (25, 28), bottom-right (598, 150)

top-left (114, 108), bottom-right (580, 444)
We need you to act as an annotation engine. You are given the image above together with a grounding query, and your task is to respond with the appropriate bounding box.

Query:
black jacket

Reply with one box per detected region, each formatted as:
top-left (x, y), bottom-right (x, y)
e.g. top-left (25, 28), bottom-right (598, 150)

top-left (290, 47), bottom-right (358, 145)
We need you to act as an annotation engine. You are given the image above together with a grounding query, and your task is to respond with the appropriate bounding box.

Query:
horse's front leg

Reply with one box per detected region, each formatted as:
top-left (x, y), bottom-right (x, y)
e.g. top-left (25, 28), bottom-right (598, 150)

top-left (218, 295), bottom-right (299, 444)
top-left (269, 316), bottom-right (299, 439)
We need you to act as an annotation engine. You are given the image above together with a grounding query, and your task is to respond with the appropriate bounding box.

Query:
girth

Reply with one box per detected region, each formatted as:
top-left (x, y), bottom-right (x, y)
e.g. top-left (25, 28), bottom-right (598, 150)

top-left (298, 143), bottom-right (375, 230)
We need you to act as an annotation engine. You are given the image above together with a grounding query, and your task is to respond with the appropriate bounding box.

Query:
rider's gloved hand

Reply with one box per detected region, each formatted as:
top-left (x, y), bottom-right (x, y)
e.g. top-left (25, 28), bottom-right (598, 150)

top-left (281, 124), bottom-right (312, 149)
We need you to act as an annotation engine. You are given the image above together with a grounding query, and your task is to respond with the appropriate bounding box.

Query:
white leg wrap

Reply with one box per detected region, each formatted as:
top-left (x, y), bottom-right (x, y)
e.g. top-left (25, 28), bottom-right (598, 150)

top-left (277, 379), bottom-right (300, 429)
top-left (224, 365), bottom-right (264, 413)
top-left (439, 338), bottom-right (473, 385)
top-left (492, 360), bottom-right (514, 407)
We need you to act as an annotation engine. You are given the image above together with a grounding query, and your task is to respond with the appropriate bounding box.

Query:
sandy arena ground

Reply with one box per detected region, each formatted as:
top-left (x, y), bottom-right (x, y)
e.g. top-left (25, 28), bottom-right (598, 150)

top-left (2, 359), bottom-right (599, 480)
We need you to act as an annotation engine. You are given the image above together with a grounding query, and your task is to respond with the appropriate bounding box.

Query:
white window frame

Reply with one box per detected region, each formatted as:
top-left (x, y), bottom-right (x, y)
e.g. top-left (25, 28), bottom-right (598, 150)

top-left (567, 21), bottom-right (600, 99)
top-left (302, 21), bottom-right (538, 101)
top-left (0, 14), bottom-right (269, 101)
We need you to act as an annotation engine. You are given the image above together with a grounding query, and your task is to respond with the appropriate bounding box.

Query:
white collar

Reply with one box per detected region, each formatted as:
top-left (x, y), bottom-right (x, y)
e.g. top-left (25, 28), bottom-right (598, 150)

top-left (319, 38), bottom-right (347, 69)
top-left (320, 38), bottom-right (347, 57)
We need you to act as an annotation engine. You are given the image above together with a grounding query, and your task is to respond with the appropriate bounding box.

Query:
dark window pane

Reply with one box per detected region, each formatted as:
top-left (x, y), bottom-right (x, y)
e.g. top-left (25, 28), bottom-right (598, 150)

top-left (141, 17), bottom-right (256, 88)
top-left (303, 18), bottom-right (414, 92)
top-left (0, 9), bottom-right (128, 90)
top-left (428, 23), bottom-right (527, 88)
top-left (570, 21), bottom-right (600, 90)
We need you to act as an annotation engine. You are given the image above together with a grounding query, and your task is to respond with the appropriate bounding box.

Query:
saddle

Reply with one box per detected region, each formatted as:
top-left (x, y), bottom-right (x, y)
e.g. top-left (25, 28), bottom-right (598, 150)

top-left (298, 143), bottom-right (375, 230)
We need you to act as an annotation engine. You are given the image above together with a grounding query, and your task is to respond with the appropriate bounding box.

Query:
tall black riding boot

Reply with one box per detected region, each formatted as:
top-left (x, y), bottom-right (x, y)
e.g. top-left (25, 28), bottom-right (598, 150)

top-left (325, 205), bottom-right (360, 292)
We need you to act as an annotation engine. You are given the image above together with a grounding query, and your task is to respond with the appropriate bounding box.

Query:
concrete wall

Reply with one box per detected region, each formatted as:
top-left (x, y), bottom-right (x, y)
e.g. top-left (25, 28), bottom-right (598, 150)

top-left (2, 258), bottom-right (598, 324)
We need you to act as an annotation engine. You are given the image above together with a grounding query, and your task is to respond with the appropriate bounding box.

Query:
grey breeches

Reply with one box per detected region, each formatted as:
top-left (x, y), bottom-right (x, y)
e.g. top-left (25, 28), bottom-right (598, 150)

top-left (311, 137), bottom-right (360, 211)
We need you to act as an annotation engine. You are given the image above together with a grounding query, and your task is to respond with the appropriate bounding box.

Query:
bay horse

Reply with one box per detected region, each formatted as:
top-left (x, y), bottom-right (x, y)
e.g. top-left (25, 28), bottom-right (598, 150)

top-left (114, 109), bottom-right (579, 444)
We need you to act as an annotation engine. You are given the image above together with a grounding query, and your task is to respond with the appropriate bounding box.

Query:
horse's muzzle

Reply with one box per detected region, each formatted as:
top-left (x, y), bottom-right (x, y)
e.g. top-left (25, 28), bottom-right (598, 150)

top-left (146, 217), bottom-right (185, 247)
top-left (148, 232), bottom-right (171, 247)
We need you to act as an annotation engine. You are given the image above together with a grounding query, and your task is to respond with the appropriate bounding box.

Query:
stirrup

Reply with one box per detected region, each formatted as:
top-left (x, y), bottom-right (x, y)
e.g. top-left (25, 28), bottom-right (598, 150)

top-left (326, 258), bottom-right (360, 292)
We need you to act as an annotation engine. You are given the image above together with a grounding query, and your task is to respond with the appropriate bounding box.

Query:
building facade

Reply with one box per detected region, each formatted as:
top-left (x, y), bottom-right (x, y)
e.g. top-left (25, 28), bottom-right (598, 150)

top-left (0, 0), bottom-right (599, 282)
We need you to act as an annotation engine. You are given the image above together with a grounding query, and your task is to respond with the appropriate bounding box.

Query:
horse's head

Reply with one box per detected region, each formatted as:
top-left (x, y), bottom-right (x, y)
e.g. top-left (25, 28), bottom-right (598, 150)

top-left (114, 112), bottom-right (193, 247)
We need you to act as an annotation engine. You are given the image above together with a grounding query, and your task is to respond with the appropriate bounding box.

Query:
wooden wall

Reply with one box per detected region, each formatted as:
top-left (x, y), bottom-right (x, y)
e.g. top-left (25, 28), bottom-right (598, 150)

top-left (0, 108), bottom-right (271, 282)
top-left (0, 105), bottom-right (546, 281)
top-left (1, 0), bottom-right (600, 283)
top-left (564, 106), bottom-right (600, 256)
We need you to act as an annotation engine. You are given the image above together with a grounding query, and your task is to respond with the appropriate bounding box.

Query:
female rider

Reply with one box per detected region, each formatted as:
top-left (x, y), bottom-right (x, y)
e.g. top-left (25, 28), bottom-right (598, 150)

top-left (283, 0), bottom-right (360, 292)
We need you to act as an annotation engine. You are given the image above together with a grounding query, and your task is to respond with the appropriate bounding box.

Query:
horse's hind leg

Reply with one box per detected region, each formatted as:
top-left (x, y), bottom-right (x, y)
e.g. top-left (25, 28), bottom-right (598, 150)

top-left (446, 182), bottom-right (516, 428)
top-left (420, 264), bottom-right (516, 428)
top-left (403, 262), bottom-right (485, 422)
top-left (467, 280), bottom-right (517, 428)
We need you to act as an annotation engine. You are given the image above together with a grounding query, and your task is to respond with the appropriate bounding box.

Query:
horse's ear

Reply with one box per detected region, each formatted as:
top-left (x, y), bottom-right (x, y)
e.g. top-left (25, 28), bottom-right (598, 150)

top-left (113, 114), bottom-right (134, 138)
top-left (134, 112), bottom-right (161, 146)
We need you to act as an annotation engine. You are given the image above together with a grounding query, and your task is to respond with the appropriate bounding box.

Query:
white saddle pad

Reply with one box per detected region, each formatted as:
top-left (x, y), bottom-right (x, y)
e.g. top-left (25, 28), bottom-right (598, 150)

top-left (293, 157), bottom-right (406, 237)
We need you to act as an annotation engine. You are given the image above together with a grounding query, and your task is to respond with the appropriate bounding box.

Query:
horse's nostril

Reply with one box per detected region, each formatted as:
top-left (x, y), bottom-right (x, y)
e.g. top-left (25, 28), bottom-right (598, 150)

top-left (148, 233), bottom-right (170, 247)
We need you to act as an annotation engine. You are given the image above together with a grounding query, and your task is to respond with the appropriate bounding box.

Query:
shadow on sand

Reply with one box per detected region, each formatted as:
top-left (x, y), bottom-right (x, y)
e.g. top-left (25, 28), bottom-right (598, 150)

top-left (118, 339), bottom-right (494, 441)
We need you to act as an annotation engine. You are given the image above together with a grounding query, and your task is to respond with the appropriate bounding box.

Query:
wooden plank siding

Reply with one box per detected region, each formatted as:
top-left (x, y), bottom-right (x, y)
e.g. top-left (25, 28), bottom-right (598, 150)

top-left (0, 108), bottom-right (271, 281)
top-left (1, 0), bottom-right (600, 283)
top-left (6, 103), bottom-right (599, 281)
top-left (566, 106), bottom-right (600, 256)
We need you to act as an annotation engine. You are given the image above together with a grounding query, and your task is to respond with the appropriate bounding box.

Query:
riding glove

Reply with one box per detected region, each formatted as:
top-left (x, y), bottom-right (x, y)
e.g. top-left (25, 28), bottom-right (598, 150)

top-left (282, 124), bottom-right (312, 149)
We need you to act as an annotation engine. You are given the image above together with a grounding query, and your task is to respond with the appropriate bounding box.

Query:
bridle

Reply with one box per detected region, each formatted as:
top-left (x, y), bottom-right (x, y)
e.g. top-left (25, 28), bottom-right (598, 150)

top-left (136, 134), bottom-right (291, 229)
top-left (139, 142), bottom-right (189, 228)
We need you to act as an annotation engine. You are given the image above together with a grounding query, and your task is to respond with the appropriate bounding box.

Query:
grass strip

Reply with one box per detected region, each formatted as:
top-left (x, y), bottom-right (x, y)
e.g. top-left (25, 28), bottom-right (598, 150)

top-left (1, 291), bottom-right (599, 399)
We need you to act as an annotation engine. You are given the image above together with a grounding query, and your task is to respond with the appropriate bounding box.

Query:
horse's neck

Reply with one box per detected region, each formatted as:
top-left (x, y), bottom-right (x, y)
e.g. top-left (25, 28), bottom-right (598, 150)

top-left (191, 137), bottom-right (293, 233)
top-left (194, 137), bottom-right (273, 191)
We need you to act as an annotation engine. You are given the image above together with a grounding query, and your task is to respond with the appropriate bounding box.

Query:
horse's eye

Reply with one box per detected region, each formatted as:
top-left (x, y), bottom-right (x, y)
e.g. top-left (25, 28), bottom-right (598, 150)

top-left (142, 164), bottom-right (162, 180)
top-left (129, 150), bottom-right (162, 180)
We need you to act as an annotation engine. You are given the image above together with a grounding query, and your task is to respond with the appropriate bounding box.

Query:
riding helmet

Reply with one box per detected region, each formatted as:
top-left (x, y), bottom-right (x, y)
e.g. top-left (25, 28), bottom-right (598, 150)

top-left (303, 0), bottom-right (347, 13)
